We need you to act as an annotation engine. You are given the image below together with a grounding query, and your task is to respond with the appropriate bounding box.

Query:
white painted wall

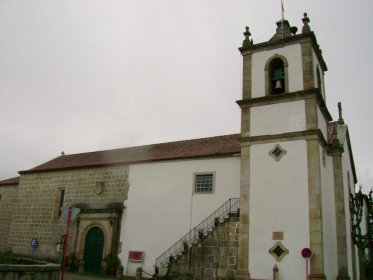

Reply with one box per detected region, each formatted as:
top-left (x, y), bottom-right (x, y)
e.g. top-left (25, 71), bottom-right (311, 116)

top-left (119, 157), bottom-right (240, 275)
top-left (250, 100), bottom-right (306, 136)
top-left (317, 106), bottom-right (328, 140)
top-left (320, 145), bottom-right (338, 279)
top-left (251, 44), bottom-right (303, 98)
top-left (249, 140), bottom-right (309, 280)
top-left (340, 129), bottom-right (358, 279)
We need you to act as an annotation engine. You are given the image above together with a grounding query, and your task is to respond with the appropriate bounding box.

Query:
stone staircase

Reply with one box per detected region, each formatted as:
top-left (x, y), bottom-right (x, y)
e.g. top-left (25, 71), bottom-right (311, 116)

top-left (156, 198), bottom-right (240, 271)
top-left (163, 213), bottom-right (240, 280)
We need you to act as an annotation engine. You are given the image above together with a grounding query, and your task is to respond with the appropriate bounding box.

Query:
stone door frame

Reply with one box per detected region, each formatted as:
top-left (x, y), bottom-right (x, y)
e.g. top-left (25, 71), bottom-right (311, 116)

top-left (74, 209), bottom-right (120, 265)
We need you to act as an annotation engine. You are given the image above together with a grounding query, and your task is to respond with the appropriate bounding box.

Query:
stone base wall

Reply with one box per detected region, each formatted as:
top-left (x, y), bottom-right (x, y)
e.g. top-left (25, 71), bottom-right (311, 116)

top-left (0, 185), bottom-right (18, 250)
top-left (7, 165), bottom-right (129, 260)
top-left (0, 258), bottom-right (60, 280)
top-left (169, 215), bottom-right (239, 280)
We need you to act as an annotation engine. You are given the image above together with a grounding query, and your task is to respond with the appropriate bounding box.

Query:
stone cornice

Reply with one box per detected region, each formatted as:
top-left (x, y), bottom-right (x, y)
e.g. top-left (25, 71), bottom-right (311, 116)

top-left (239, 32), bottom-right (327, 71)
top-left (236, 88), bottom-right (333, 122)
top-left (240, 129), bottom-right (341, 155)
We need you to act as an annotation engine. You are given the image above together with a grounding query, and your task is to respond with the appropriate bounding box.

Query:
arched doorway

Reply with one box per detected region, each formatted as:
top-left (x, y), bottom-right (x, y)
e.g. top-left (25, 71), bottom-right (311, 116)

top-left (84, 227), bottom-right (104, 273)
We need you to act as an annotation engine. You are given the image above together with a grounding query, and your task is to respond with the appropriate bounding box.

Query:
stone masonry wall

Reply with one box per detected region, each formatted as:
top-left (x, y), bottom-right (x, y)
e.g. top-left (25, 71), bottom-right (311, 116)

top-left (169, 215), bottom-right (240, 280)
top-left (0, 185), bottom-right (18, 250)
top-left (8, 165), bottom-right (129, 260)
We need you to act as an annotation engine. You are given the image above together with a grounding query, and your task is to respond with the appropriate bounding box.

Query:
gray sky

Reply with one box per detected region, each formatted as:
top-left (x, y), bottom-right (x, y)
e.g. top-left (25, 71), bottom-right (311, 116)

top-left (0, 0), bottom-right (372, 193)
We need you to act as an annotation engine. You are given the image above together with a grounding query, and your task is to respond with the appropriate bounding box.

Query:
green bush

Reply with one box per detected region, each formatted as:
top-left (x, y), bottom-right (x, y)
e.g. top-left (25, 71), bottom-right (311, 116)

top-left (103, 254), bottom-right (121, 269)
top-left (365, 259), bottom-right (373, 279)
top-left (0, 251), bottom-right (14, 264)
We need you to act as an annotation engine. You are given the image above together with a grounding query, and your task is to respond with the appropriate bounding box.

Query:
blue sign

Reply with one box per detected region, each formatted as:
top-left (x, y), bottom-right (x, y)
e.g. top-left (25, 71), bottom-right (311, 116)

top-left (31, 237), bottom-right (39, 248)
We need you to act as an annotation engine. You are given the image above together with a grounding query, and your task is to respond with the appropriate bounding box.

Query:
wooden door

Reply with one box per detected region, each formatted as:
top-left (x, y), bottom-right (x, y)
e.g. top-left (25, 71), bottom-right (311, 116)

top-left (84, 227), bottom-right (104, 273)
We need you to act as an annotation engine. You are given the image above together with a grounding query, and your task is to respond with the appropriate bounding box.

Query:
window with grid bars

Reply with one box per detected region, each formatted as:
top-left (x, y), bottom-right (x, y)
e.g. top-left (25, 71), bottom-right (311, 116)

top-left (194, 173), bottom-right (215, 193)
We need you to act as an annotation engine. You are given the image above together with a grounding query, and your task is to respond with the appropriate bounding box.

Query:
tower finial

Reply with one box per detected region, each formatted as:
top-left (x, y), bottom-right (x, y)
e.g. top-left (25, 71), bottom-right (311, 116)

top-left (281, 0), bottom-right (285, 38)
top-left (242, 26), bottom-right (253, 47)
top-left (281, 0), bottom-right (285, 21)
top-left (338, 102), bottom-right (344, 124)
top-left (302, 12), bottom-right (311, 33)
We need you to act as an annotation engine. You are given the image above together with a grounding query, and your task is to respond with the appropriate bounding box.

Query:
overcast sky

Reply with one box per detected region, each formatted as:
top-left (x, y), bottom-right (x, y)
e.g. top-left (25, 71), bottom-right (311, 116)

top-left (0, 0), bottom-right (372, 193)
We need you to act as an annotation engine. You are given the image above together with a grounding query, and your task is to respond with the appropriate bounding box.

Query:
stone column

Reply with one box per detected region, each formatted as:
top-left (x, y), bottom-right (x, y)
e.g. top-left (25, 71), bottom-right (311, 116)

top-left (136, 267), bottom-right (143, 280)
top-left (237, 29), bottom-right (253, 280)
top-left (332, 152), bottom-right (351, 280)
top-left (242, 52), bottom-right (252, 100)
top-left (78, 260), bottom-right (85, 273)
top-left (236, 142), bottom-right (251, 280)
top-left (307, 140), bottom-right (326, 279)
top-left (273, 264), bottom-right (279, 280)
top-left (301, 38), bottom-right (315, 90)
top-left (305, 97), bottom-right (318, 130)
top-left (241, 107), bottom-right (250, 138)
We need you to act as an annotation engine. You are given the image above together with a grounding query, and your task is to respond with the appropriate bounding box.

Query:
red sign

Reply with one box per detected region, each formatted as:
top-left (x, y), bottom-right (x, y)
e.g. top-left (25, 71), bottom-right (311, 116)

top-left (301, 248), bottom-right (313, 259)
top-left (129, 251), bottom-right (144, 262)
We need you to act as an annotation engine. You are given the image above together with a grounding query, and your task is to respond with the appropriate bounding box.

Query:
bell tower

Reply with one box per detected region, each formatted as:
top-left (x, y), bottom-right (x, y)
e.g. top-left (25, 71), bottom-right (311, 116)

top-left (236, 14), bottom-right (352, 280)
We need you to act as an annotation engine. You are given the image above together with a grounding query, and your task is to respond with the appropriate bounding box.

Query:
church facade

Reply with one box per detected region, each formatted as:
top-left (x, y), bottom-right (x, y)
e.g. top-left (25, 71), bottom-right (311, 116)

top-left (0, 13), bottom-right (367, 280)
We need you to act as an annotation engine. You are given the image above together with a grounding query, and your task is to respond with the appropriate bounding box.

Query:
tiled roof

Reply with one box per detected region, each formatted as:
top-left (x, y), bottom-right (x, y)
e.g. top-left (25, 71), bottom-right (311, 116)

top-left (19, 134), bottom-right (241, 174)
top-left (0, 176), bottom-right (20, 186)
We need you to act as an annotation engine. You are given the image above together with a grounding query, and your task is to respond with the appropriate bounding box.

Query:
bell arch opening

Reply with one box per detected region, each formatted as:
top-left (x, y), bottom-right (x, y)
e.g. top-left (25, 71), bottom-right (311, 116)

top-left (264, 55), bottom-right (289, 96)
top-left (269, 58), bottom-right (285, 94)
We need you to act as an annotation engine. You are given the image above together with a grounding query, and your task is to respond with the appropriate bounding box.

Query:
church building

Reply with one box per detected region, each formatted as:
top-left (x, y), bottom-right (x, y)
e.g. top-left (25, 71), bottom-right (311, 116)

top-left (0, 13), bottom-right (366, 280)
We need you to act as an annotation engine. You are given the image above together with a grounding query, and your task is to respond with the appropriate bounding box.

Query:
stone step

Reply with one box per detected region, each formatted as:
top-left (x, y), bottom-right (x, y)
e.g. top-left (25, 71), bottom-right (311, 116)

top-left (166, 215), bottom-right (241, 280)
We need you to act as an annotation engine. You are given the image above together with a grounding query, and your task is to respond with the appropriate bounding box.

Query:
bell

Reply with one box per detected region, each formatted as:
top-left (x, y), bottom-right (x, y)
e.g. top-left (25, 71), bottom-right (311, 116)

top-left (274, 80), bottom-right (283, 90)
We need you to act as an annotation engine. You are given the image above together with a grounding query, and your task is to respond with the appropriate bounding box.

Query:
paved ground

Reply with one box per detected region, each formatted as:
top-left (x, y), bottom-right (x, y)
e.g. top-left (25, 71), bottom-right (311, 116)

top-left (63, 270), bottom-right (153, 280)
top-left (64, 271), bottom-right (118, 280)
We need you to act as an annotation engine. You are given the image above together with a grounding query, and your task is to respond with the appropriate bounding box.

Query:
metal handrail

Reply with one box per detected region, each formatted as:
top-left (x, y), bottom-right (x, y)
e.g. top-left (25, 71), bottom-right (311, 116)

top-left (155, 197), bottom-right (240, 268)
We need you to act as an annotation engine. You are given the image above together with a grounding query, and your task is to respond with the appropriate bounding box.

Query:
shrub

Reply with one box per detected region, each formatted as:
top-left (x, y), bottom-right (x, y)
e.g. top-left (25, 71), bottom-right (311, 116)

top-left (103, 254), bottom-right (121, 269)
top-left (0, 251), bottom-right (14, 264)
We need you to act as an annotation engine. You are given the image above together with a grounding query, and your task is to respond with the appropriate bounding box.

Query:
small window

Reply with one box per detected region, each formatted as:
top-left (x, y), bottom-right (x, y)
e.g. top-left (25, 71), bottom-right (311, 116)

top-left (53, 188), bottom-right (65, 218)
top-left (269, 144), bottom-right (287, 161)
top-left (316, 67), bottom-right (321, 89)
top-left (58, 189), bottom-right (65, 216)
top-left (194, 173), bottom-right (215, 194)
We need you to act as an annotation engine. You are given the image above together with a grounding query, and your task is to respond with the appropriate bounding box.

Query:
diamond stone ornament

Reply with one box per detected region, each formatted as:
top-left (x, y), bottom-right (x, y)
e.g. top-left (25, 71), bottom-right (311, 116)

top-left (269, 241), bottom-right (289, 261)
top-left (269, 144), bottom-right (287, 161)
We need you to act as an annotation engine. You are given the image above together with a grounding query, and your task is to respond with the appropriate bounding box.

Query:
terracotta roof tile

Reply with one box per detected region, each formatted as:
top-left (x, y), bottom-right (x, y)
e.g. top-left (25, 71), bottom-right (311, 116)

top-left (20, 134), bottom-right (241, 174)
top-left (0, 176), bottom-right (20, 186)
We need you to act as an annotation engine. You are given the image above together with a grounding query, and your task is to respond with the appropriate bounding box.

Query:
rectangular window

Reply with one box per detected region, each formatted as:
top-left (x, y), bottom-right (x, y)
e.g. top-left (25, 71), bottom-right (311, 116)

top-left (58, 189), bottom-right (65, 216)
top-left (194, 173), bottom-right (215, 194)
top-left (53, 188), bottom-right (65, 218)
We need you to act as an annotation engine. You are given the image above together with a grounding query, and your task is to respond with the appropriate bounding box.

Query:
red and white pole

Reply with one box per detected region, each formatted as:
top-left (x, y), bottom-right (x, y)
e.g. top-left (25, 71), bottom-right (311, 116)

top-left (301, 247), bottom-right (313, 280)
top-left (61, 207), bottom-right (72, 280)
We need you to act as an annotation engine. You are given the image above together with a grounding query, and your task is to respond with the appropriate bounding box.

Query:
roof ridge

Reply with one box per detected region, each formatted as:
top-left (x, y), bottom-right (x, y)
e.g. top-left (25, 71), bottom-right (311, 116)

top-left (19, 133), bottom-right (241, 174)
top-left (55, 133), bottom-right (240, 157)
top-left (0, 176), bottom-right (20, 186)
